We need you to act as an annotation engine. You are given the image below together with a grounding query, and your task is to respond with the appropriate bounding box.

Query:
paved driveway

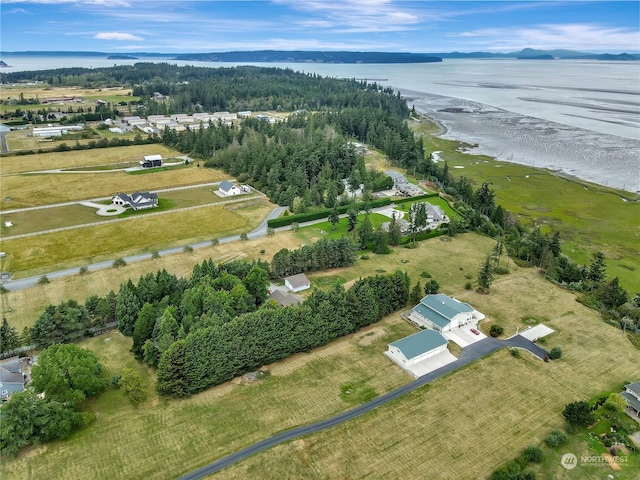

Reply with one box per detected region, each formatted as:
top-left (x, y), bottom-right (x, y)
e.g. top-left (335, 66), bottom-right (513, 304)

top-left (444, 325), bottom-right (486, 347)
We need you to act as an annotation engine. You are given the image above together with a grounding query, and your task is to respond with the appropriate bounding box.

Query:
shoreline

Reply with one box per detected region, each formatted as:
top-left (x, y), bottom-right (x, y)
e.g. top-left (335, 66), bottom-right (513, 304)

top-left (399, 89), bottom-right (640, 194)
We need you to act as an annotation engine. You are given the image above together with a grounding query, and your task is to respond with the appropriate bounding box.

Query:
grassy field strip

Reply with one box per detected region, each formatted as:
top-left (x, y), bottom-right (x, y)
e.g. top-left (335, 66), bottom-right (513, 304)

top-left (1, 181), bottom-right (227, 215)
top-left (212, 274), bottom-right (640, 480)
top-left (1, 197), bottom-right (258, 240)
top-left (1, 269), bottom-right (638, 480)
top-left (0, 200), bottom-right (273, 278)
top-left (0, 166), bottom-right (227, 209)
top-left (0, 144), bottom-right (181, 175)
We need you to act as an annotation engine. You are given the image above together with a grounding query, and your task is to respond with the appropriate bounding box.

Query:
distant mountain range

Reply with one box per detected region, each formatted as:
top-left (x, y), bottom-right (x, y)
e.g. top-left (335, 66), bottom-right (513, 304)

top-left (1, 49), bottom-right (638, 63)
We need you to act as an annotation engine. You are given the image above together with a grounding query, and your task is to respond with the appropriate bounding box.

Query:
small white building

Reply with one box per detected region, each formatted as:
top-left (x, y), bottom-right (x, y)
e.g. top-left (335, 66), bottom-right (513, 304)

top-left (32, 125), bottom-right (82, 137)
top-left (219, 180), bottom-right (242, 196)
top-left (284, 273), bottom-right (311, 293)
top-left (112, 191), bottom-right (158, 210)
top-left (387, 329), bottom-right (449, 367)
top-left (238, 111), bottom-right (252, 118)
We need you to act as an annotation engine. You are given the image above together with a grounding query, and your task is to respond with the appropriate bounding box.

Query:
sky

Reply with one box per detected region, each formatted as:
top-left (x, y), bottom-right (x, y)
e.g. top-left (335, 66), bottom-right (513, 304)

top-left (1, 1), bottom-right (639, 53)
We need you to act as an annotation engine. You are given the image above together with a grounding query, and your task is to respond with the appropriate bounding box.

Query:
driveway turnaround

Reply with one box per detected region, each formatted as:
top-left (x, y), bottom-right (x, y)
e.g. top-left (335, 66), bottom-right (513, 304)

top-left (178, 337), bottom-right (548, 480)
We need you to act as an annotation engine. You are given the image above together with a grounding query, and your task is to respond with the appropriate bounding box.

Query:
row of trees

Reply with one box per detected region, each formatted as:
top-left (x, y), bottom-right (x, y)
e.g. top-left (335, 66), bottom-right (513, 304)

top-left (270, 237), bottom-right (357, 278)
top-left (157, 270), bottom-right (410, 396)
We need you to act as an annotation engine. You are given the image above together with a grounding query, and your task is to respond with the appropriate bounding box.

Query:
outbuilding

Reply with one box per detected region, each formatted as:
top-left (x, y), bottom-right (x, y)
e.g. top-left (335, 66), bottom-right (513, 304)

top-left (284, 273), bottom-right (311, 293)
top-left (387, 329), bottom-right (449, 367)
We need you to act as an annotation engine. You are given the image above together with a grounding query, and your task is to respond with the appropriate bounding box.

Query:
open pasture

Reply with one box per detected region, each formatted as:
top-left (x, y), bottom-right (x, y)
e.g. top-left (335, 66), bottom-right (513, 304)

top-left (214, 270), bottom-right (640, 480)
top-left (0, 200), bottom-right (272, 278)
top-left (0, 144), bottom-right (181, 174)
top-left (1, 266), bottom-right (638, 480)
top-left (0, 165), bottom-right (225, 209)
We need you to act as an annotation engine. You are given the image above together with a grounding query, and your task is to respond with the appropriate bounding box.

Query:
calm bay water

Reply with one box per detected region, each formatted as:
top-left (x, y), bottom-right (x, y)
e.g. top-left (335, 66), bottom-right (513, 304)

top-left (2, 55), bottom-right (639, 192)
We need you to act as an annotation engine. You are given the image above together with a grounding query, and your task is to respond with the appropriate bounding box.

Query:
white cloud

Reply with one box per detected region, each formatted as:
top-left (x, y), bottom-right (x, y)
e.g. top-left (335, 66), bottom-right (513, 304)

top-left (5, 7), bottom-right (33, 14)
top-left (451, 24), bottom-right (640, 52)
top-left (94, 32), bottom-right (143, 41)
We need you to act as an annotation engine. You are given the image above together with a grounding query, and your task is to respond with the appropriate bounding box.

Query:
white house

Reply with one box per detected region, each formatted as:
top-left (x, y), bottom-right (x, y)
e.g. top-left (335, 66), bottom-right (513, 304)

top-left (387, 329), bottom-right (449, 367)
top-left (284, 273), bottom-right (311, 293)
top-left (112, 191), bottom-right (158, 211)
top-left (409, 294), bottom-right (485, 332)
top-left (621, 381), bottom-right (640, 418)
top-left (0, 357), bottom-right (25, 400)
top-left (219, 180), bottom-right (242, 196)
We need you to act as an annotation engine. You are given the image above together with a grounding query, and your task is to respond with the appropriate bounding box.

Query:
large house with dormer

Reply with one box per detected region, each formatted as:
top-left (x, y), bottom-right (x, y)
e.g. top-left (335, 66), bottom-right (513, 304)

top-left (408, 294), bottom-right (485, 332)
top-left (112, 192), bottom-right (158, 210)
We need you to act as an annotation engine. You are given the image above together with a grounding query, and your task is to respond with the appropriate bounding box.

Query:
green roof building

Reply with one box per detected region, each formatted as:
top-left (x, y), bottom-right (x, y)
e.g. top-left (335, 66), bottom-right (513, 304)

top-left (387, 329), bottom-right (448, 366)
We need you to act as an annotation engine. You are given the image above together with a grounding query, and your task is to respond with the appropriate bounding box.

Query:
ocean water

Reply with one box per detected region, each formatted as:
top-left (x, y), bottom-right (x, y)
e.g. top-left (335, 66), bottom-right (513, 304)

top-left (2, 56), bottom-right (639, 191)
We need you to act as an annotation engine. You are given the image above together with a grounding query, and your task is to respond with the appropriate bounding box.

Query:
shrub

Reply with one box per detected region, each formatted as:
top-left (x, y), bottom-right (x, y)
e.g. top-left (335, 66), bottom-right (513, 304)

top-left (211, 238), bottom-right (219, 246)
top-left (509, 348), bottom-right (521, 358)
top-left (183, 245), bottom-right (193, 253)
top-left (240, 232), bottom-right (249, 241)
top-left (544, 429), bottom-right (567, 448)
top-left (490, 325), bottom-right (504, 337)
top-left (420, 271), bottom-right (432, 278)
top-left (113, 258), bottom-right (126, 268)
top-left (151, 251), bottom-right (160, 260)
top-left (522, 446), bottom-right (544, 463)
top-left (549, 346), bottom-right (563, 360)
top-left (37, 275), bottom-right (50, 285)
top-left (79, 266), bottom-right (88, 275)
top-left (464, 281), bottom-right (473, 290)
top-left (495, 267), bottom-right (510, 275)
top-left (360, 255), bottom-right (370, 260)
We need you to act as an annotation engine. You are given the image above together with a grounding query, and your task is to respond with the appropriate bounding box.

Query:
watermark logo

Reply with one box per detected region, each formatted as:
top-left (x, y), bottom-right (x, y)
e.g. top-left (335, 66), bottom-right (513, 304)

top-left (561, 452), bottom-right (629, 470)
top-left (561, 453), bottom-right (578, 470)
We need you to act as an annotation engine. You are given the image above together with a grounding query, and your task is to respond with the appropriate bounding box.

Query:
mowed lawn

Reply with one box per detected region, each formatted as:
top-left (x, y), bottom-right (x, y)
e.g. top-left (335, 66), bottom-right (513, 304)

top-left (1, 227), bottom-right (305, 333)
top-left (0, 144), bottom-right (182, 174)
top-left (0, 165), bottom-right (225, 209)
top-left (214, 271), bottom-right (640, 480)
top-left (0, 200), bottom-right (273, 278)
top-left (1, 268), bottom-right (638, 480)
top-left (0, 316), bottom-right (415, 480)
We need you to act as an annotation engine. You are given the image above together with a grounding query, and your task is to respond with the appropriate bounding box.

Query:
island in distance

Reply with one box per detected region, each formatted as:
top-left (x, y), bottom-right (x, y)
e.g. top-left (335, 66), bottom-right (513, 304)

top-left (173, 50), bottom-right (442, 64)
top-left (107, 54), bottom-right (138, 60)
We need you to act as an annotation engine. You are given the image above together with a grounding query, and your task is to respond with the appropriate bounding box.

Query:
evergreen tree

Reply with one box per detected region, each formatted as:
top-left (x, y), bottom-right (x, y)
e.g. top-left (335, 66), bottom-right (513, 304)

top-left (357, 214), bottom-right (374, 249)
top-left (329, 205), bottom-right (340, 231)
top-left (0, 317), bottom-right (21, 353)
top-left (388, 212), bottom-right (403, 246)
top-left (587, 251), bottom-right (607, 287)
top-left (410, 282), bottom-right (422, 305)
top-left (477, 255), bottom-right (495, 292)
top-left (423, 279), bottom-right (440, 295)
top-left (347, 207), bottom-right (358, 232)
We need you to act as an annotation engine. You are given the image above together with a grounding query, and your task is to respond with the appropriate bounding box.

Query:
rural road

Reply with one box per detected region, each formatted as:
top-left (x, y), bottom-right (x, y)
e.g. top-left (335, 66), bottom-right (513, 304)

top-left (178, 336), bottom-right (548, 479)
top-left (0, 205), bottom-right (287, 291)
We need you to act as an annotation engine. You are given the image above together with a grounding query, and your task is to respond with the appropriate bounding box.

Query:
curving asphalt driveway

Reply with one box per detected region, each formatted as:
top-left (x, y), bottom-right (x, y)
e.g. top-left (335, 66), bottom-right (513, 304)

top-left (178, 336), bottom-right (548, 479)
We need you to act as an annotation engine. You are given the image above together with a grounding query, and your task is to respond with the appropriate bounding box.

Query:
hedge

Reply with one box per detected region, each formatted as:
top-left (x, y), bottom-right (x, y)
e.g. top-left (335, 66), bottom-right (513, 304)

top-left (267, 198), bottom-right (391, 228)
top-left (392, 193), bottom-right (439, 205)
top-left (400, 228), bottom-right (447, 244)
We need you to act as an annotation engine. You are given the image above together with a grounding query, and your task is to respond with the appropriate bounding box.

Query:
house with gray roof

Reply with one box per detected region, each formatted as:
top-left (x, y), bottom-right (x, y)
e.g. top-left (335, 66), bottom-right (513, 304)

top-left (409, 294), bottom-right (485, 332)
top-left (269, 289), bottom-right (304, 307)
top-left (284, 273), bottom-right (311, 293)
top-left (112, 191), bottom-right (158, 211)
top-left (0, 356), bottom-right (26, 400)
top-left (622, 381), bottom-right (640, 418)
top-left (219, 180), bottom-right (242, 196)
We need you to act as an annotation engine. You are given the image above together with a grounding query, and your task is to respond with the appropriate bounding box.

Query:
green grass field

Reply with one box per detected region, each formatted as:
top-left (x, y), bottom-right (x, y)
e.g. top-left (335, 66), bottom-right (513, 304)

top-left (0, 200), bottom-right (272, 278)
top-left (1, 256), bottom-right (637, 480)
top-left (410, 117), bottom-right (640, 292)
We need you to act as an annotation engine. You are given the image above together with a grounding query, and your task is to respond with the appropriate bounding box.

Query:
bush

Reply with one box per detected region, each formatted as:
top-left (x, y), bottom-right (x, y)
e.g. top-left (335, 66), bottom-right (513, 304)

top-left (240, 232), bottom-right (249, 240)
top-left (360, 255), bottom-right (370, 260)
top-left (37, 275), bottom-right (50, 285)
top-left (549, 346), bottom-right (563, 360)
top-left (211, 238), bottom-right (219, 246)
top-left (151, 251), bottom-right (160, 260)
top-left (79, 266), bottom-right (88, 275)
top-left (113, 258), bottom-right (126, 268)
top-left (183, 245), bottom-right (193, 253)
top-left (490, 324), bottom-right (504, 337)
top-left (464, 281), bottom-right (473, 290)
top-left (495, 267), bottom-right (510, 275)
top-left (420, 271), bottom-right (432, 278)
top-left (544, 429), bottom-right (567, 448)
top-left (509, 348), bottom-right (521, 358)
top-left (522, 446), bottom-right (544, 463)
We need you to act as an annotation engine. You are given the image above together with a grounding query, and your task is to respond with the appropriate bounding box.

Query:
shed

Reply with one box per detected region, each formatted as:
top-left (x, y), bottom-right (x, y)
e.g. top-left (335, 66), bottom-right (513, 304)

top-left (284, 273), bottom-right (311, 293)
top-left (387, 329), bottom-right (448, 367)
